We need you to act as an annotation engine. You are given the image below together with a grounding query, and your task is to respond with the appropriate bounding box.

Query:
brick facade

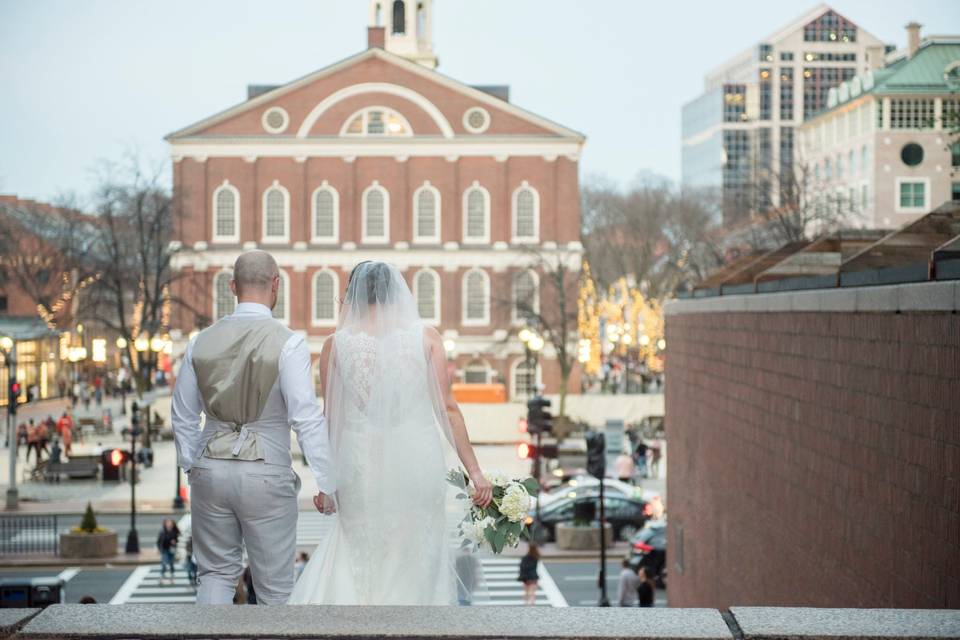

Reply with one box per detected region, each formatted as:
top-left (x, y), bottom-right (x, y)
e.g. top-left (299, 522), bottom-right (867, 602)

top-left (666, 309), bottom-right (960, 608)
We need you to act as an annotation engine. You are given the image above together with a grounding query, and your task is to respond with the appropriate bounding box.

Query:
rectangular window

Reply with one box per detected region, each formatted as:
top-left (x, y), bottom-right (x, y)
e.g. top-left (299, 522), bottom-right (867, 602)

top-left (899, 181), bottom-right (925, 208)
top-left (952, 182), bottom-right (960, 202)
top-left (779, 68), bottom-right (794, 120)
top-left (723, 84), bottom-right (747, 122)
top-left (804, 67), bottom-right (856, 118)
top-left (890, 99), bottom-right (935, 129)
top-left (861, 184), bottom-right (868, 210)
top-left (780, 51), bottom-right (794, 61)
top-left (759, 69), bottom-right (772, 120)
top-left (0, 295), bottom-right (7, 314)
top-left (952, 142), bottom-right (960, 168)
top-left (802, 52), bottom-right (856, 62)
top-left (758, 43), bottom-right (773, 62)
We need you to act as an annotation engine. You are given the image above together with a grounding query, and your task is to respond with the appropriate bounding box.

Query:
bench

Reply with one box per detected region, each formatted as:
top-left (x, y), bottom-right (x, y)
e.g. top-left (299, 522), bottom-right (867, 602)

top-left (44, 459), bottom-right (100, 482)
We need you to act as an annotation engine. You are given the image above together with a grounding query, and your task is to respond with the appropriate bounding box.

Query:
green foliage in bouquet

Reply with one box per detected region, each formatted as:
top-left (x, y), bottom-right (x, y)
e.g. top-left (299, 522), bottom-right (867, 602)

top-left (448, 468), bottom-right (540, 554)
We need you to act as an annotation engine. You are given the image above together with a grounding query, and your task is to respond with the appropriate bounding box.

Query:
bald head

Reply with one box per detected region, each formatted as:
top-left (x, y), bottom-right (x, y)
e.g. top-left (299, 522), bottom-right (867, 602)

top-left (231, 250), bottom-right (279, 307)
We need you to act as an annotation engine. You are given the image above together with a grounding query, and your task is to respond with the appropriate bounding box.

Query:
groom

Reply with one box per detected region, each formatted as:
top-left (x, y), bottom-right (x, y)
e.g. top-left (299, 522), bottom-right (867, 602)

top-left (171, 250), bottom-right (335, 605)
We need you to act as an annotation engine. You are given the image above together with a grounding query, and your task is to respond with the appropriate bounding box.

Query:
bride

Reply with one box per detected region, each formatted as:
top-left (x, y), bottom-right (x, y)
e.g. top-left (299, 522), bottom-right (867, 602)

top-left (289, 261), bottom-right (493, 605)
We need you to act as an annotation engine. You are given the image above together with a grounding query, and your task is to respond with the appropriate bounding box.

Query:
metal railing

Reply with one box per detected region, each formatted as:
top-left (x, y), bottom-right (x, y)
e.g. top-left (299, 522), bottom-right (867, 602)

top-left (0, 514), bottom-right (59, 555)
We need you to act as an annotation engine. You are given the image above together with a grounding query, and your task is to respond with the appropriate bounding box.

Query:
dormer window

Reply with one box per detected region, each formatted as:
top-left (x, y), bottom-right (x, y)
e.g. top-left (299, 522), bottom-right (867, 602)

top-left (342, 107), bottom-right (411, 136)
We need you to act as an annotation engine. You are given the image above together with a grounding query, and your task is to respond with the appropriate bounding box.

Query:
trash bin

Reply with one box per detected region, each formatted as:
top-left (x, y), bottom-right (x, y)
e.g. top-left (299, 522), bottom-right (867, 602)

top-left (0, 577), bottom-right (65, 608)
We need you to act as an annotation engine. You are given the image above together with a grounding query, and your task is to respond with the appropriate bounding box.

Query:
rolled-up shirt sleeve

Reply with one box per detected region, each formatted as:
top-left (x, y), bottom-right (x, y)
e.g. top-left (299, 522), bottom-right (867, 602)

top-left (171, 338), bottom-right (205, 472)
top-left (280, 334), bottom-right (335, 495)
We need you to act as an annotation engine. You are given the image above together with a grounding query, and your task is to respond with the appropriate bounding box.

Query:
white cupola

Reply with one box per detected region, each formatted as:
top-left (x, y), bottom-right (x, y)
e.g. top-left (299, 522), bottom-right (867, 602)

top-left (368, 0), bottom-right (438, 69)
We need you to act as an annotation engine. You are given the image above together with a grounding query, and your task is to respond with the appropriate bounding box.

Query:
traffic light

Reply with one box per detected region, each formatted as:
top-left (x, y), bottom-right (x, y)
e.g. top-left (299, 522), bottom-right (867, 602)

top-left (585, 430), bottom-right (606, 479)
top-left (518, 418), bottom-right (528, 433)
top-left (517, 442), bottom-right (559, 460)
top-left (526, 396), bottom-right (553, 434)
top-left (7, 379), bottom-right (20, 415)
top-left (102, 448), bottom-right (128, 482)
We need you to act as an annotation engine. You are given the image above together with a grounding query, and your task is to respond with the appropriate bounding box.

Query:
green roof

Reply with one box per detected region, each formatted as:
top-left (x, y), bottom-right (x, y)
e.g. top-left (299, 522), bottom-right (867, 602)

top-left (871, 40), bottom-right (960, 94)
top-left (0, 316), bottom-right (60, 341)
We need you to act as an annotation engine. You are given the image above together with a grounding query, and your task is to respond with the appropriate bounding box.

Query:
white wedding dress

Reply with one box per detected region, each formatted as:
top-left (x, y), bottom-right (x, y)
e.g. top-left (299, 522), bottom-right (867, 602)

top-left (289, 263), bottom-right (459, 605)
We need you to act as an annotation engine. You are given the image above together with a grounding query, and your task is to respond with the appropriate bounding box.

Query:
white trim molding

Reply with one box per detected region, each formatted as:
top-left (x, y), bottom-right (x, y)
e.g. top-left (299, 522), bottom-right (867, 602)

top-left (261, 180), bottom-right (291, 244)
top-left (510, 356), bottom-right (542, 401)
top-left (462, 181), bottom-right (491, 245)
top-left (894, 176), bottom-right (931, 214)
top-left (361, 180), bottom-right (391, 244)
top-left (413, 267), bottom-right (441, 325)
top-left (463, 106), bottom-right (491, 134)
top-left (298, 82), bottom-right (454, 139)
top-left (461, 267), bottom-right (491, 327)
top-left (413, 180), bottom-right (442, 244)
top-left (511, 181), bottom-right (541, 243)
top-left (310, 181), bottom-right (340, 244)
top-left (211, 180), bottom-right (240, 244)
top-left (311, 268), bottom-right (340, 327)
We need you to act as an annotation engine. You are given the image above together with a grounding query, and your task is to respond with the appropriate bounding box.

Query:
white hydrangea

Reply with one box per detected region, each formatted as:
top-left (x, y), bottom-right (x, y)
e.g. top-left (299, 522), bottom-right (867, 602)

top-left (463, 516), bottom-right (496, 549)
top-left (499, 482), bottom-right (532, 523)
top-left (484, 471), bottom-right (511, 488)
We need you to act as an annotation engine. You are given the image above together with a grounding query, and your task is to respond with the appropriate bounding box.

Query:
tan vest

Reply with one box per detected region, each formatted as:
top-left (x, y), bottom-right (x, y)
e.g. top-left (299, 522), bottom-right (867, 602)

top-left (192, 317), bottom-right (291, 461)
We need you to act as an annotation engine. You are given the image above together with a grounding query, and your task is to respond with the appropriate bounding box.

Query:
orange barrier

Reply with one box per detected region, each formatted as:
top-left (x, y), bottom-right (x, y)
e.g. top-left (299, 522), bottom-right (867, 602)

top-left (452, 383), bottom-right (507, 404)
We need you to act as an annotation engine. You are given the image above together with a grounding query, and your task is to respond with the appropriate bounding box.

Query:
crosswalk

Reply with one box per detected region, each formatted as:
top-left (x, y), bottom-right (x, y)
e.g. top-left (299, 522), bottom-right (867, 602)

top-left (110, 512), bottom-right (566, 606)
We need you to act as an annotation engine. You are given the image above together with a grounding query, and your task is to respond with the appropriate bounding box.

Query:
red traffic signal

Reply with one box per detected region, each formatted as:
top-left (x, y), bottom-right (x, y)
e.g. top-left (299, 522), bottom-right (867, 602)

top-left (10, 382), bottom-right (20, 396)
top-left (7, 380), bottom-right (20, 414)
top-left (518, 442), bottom-right (534, 459)
top-left (518, 418), bottom-right (528, 433)
top-left (109, 449), bottom-right (126, 467)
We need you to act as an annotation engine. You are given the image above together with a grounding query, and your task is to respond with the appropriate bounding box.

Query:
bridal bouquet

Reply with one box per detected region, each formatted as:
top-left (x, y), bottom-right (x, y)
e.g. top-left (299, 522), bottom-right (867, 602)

top-left (447, 468), bottom-right (539, 554)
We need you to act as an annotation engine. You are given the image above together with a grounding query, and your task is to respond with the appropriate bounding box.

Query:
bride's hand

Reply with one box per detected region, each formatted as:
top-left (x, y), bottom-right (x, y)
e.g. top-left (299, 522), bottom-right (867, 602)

top-left (469, 471), bottom-right (493, 508)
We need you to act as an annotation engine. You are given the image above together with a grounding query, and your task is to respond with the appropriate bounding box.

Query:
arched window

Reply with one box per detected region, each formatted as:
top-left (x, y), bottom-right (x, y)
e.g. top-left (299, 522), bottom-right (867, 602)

top-left (213, 271), bottom-right (235, 320)
top-left (262, 182), bottom-right (289, 242)
top-left (462, 268), bottom-right (489, 326)
top-left (362, 182), bottom-right (390, 243)
top-left (413, 182), bottom-right (440, 243)
top-left (272, 269), bottom-right (289, 324)
top-left (342, 107), bottom-right (411, 137)
top-left (414, 268), bottom-right (440, 324)
top-left (511, 358), bottom-right (541, 399)
top-left (312, 269), bottom-right (339, 326)
top-left (392, 0), bottom-right (405, 34)
top-left (512, 269), bottom-right (539, 324)
top-left (512, 182), bottom-right (539, 242)
top-left (464, 359), bottom-right (490, 384)
top-left (312, 183), bottom-right (339, 243)
top-left (212, 182), bottom-right (239, 243)
top-left (463, 182), bottom-right (490, 243)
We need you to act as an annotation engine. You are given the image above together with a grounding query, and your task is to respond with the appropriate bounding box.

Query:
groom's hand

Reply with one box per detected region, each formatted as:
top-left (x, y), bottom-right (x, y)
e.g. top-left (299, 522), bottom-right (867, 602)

top-left (314, 492), bottom-right (336, 515)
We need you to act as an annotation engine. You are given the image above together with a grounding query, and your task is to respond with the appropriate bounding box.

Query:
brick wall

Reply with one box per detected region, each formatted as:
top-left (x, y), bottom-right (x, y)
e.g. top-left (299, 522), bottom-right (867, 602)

top-left (666, 309), bottom-right (960, 609)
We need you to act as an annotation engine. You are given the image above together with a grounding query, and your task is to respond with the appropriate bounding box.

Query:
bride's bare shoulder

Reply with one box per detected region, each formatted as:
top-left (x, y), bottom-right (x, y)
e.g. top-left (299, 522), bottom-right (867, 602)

top-left (422, 325), bottom-right (443, 348)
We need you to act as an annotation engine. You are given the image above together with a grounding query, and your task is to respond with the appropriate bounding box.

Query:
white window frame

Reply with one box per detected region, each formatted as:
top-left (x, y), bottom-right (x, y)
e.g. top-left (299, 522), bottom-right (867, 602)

top-left (261, 180), bottom-right (290, 243)
top-left (272, 268), bottom-right (290, 325)
top-left (311, 268), bottom-right (340, 327)
top-left (462, 181), bottom-right (491, 244)
top-left (211, 181), bottom-right (240, 244)
top-left (413, 181), bottom-right (442, 244)
top-left (340, 106), bottom-right (414, 137)
top-left (212, 270), bottom-right (236, 320)
top-left (261, 107), bottom-right (289, 134)
top-left (413, 268), bottom-right (441, 325)
top-left (362, 181), bottom-right (391, 244)
top-left (461, 268), bottom-right (490, 327)
top-left (311, 181), bottom-right (340, 244)
top-left (464, 359), bottom-right (492, 384)
top-left (462, 107), bottom-right (491, 134)
top-left (511, 181), bottom-right (540, 243)
top-left (894, 176), bottom-right (930, 214)
top-left (510, 357), bottom-right (542, 400)
top-left (511, 269), bottom-right (540, 325)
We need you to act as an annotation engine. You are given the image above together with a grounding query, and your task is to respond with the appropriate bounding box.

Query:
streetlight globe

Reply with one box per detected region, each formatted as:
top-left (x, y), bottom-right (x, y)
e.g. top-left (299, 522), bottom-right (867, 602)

top-left (116, 337), bottom-right (128, 349)
top-left (150, 336), bottom-right (164, 353)
top-left (657, 338), bottom-right (666, 350)
top-left (639, 334), bottom-right (651, 347)
top-left (622, 334), bottom-right (633, 345)
top-left (518, 328), bottom-right (533, 344)
top-left (134, 336), bottom-right (149, 352)
top-left (76, 323), bottom-right (84, 334)
top-left (529, 335), bottom-right (545, 352)
top-left (0, 336), bottom-right (13, 351)
top-left (443, 339), bottom-right (456, 353)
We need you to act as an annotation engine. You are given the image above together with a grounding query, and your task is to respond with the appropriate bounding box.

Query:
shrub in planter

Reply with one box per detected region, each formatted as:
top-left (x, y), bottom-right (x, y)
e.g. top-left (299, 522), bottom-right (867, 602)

top-left (59, 503), bottom-right (118, 559)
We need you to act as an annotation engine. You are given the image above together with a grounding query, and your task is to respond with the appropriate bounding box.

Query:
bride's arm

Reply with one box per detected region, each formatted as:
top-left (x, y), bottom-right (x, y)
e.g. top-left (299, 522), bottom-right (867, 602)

top-left (424, 327), bottom-right (493, 508)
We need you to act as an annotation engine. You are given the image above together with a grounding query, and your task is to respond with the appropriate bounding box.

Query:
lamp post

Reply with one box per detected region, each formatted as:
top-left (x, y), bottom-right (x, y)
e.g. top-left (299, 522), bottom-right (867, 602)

top-left (518, 326), bottom-right (544, 487)
top-left (134, 334), bottom-right (149, 392)
top-left (116, 337), bottom-right (129, 415)
top-left (2, 335), bottom-right (18, 510)
top-left (125, 402), bottom-right (141, 554)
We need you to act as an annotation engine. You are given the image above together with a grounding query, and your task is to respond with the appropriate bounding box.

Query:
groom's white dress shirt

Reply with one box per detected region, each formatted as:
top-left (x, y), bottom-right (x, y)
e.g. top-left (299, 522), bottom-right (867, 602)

top-left (171, 302), bottom-right (335, 495)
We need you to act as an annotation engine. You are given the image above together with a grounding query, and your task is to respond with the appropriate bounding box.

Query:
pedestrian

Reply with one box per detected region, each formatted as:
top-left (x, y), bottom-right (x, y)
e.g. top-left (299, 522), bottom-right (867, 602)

top-left (243, 566), bottom-right (257, 604)
top-left (294, 551), bottom-right (309, 582)
top-left (37, 419), bottom-right (50, 458)
top-left (454, 547), bottom-right (481, 606)
top-left (25, 419), bottom-right (42, 463)
top-left (56, 412), bottom-right (74, 456)
top-left (80, 384), bottom-right (90, 411)
top-left (634, 441), bottom-right (648, 480)
top-left (94, 384), bottom-right (103, 407)
top-left (615, 450), bottom-right (636, 484)
top-left (30, 383), bottom-right (40, 403)
top-left (617, 558), bottom-right (640, 607)
top-left (185, 535), bottom-right (198, 587)
top-left (156, 519), bottom-right (181, 584)
top-left (637, 566), bottom-right (656, 607)
top-left (517, 543), bottom-right (540, 606)
top-left (71, 381), bottom-right (80, 408)
top-left (649, 444), bottom-right (662, 479)
top-left (15, 421), bottom-right (28, 456)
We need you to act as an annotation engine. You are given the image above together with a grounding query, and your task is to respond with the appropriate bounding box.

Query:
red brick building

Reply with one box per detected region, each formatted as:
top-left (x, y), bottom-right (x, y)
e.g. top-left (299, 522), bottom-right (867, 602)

top-left (168, 3), bottom-right (585, 397)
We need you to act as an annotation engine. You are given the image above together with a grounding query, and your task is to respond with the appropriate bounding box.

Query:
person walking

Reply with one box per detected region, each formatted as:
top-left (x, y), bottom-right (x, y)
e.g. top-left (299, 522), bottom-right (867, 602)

top-left (185, 535), bottom-right (198, 587)
top-left (71, 381), bottom-right (81, 408)
top-left (617, 558), bottom-right (640, 607)
top-left (56, 412), bottom-right (73, 456)
top-left (157, 519), bottom-right (181, 584)
top-left (634, 441), bottom-right (649, 480)
top-left (15, 421), bottom-right (28, 457)
top-left (615, 450), bottom-right (636, 484)
top-left (637, 566), bottom-right (656, 607)
top-left (294, 552), bottom-right (309, 582)
top-left (517, 543), bottom-right (540, 606)
top-left (25, 419), bottom-right (42, 464)
top-left (80, 383), bottom-right (90, 411)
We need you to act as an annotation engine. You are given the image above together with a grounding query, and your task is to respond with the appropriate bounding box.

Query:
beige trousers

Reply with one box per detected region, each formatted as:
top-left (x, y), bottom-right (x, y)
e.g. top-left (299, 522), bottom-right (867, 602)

top-left (189, 456), bottom-right (301, 605)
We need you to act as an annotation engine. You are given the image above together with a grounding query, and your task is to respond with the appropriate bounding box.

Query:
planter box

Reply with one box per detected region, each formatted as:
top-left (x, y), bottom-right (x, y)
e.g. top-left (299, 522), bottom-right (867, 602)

top-left (555, 522), bottom-right (613, 550)
top-left (59, 531), bottom-right (118, 559)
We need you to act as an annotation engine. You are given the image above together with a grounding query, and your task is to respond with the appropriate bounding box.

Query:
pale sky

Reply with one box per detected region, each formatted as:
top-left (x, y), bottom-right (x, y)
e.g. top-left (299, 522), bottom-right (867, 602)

top-left (1, 0), bottom-right (957, 203)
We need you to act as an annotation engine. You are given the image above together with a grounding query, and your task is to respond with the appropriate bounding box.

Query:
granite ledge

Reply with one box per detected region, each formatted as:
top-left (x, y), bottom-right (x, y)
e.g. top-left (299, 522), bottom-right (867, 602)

top-left (0, 609), bottom-right (38, 640)
top-left (729, 607), bottom-right (960, 640)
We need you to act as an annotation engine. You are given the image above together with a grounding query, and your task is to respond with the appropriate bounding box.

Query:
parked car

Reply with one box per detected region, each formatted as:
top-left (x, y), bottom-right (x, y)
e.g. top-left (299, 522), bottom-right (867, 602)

top-left (628, 521), bottom-right (667, 588)
top-left (538, 476), bottom-right (659, 508)
top-left (529, 492), bottom-right (652, 542)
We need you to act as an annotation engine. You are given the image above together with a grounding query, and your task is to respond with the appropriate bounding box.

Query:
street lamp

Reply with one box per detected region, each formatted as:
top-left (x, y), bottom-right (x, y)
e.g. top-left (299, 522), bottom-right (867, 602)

top-left (519, 326), bottom-right (543, 397)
